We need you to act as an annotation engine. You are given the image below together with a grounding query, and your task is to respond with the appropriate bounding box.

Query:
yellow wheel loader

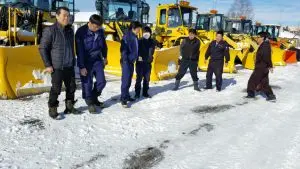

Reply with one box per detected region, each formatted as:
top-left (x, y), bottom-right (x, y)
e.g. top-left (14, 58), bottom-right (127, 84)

top-left (254, 24), bottom-right (297, 64)
top-left (96, 0), bottom-right (181, 81)
top-left (222, 17), bottom-right (259, 70)
top-left (97, 0), bottom-right (200, 81)
top-left (0, 0), bottom-right (75, 99)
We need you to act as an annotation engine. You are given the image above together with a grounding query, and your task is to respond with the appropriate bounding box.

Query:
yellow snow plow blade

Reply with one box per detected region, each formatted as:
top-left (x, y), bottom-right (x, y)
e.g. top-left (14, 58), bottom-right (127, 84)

top-left (0, 46), bottom-right (47, 99)
top-left (104, 40), bottom-right (122, 77)
top-left (271, 46), bottom-right (287, 66)
top-left (104, 40), bottom-right (180, 81)
top-left (239, 46), bottom-right (287, 70)
top-left (198, 43), bottom-right (239, 73)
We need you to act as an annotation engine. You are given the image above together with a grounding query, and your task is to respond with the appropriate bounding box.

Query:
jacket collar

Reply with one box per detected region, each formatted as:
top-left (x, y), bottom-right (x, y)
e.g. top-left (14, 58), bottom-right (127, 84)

top-left (128, 30), bottom-right (138, 38)
top-left (55, 22), bottom-right (72, 31)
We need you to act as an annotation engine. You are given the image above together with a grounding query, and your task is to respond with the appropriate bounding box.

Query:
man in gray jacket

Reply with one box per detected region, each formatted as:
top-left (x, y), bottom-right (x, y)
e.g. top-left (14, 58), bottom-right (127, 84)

top-left (39, 7), bottom-right (80, 119)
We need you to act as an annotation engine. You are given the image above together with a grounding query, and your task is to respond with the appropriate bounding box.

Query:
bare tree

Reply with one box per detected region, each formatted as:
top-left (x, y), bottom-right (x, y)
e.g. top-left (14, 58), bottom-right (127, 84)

top-left (227, 0), bottom-right (254, 19)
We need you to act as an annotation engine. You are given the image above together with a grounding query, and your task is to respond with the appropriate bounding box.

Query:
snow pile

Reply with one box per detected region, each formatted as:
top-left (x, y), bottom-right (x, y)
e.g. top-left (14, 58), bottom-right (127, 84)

top-left (1, 64), bottom-right (300, 169)
top-left (19, 70), bottom-right (52, 89)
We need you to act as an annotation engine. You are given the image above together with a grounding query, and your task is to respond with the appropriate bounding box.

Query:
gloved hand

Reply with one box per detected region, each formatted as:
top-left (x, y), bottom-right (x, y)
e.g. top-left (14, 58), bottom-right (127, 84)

top-left (178, 56), bottom-right (182, 65)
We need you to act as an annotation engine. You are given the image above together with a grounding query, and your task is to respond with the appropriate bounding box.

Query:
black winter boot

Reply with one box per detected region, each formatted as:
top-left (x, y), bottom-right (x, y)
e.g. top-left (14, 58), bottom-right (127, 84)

top-left (266, 94), bottom-right (276, 102)
top-left (85, 100), bottom-right (97, 114)
top-left (49, 107), bottom-right (59, 119)
top-left (64, 100), bottom-right (81, 115)
top-left (246, 91), bottom-right (255, 99)
top-left (194, 81), bottom-right (200, 91)
top-left (173, 80), bottom-right (180, 91)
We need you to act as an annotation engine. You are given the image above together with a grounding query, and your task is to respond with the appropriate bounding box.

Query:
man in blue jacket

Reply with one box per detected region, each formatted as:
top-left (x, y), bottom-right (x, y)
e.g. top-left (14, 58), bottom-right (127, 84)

top-left (75, 14), bottom-right (108, 113)
top-left (120, 21), bottom-right (142, 108)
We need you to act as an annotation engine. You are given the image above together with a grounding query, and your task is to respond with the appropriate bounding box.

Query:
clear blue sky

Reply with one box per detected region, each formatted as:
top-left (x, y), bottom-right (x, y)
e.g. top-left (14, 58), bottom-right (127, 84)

top-left (76, 0), bottom-right (300, 26)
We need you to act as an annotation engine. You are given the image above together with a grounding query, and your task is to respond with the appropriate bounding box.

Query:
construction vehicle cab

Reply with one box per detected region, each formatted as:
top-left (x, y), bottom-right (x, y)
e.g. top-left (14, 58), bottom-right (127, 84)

top-left (155, 0), bottom-right (197, 47)
top-left (195, 10), bottom-right (226, 41)
top-left (225, 17), bottom-right (253, 35)
top-left (96, 0), bottom-right (149, 24)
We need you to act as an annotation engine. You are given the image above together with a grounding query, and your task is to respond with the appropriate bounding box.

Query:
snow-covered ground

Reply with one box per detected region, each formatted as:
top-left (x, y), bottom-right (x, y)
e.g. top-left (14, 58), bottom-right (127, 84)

top-left (1, 64), bottom-right (300, 169)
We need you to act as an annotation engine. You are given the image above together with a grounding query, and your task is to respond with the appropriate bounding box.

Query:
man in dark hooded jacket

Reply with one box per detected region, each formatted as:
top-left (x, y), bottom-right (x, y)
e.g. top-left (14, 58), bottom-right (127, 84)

top-left (173, 29), bottom-right (201, 91)
top-left (135, 26), bottom-right (156, 99)
top-left (246, 32), bottom-right (276, 101)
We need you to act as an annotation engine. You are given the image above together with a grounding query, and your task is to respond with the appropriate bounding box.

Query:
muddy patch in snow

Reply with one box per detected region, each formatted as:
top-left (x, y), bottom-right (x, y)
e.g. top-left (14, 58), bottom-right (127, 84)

top-left (123, 147), bottom-right (164, 169)
top-left (159, 140), bottom-right (170, 149)
top-left (270, 85), bottom-right (282, 90)
top-left (192, 105), bottom-right (235, 114)
top-left (236, 101), bottom-right (249, 106)
top-left (72, 153), bottom-right (107, 169)
top-left (19, 118), bottom-right (45, 130)
top-left (18, 96), bottom-right (34, 101)
top-left (182, 123), bottom-right (214, 135)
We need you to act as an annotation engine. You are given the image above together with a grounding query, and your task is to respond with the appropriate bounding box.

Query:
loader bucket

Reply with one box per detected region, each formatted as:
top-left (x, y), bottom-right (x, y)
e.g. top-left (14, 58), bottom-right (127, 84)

top-left (242, 49), bottom-right (256, 70)
top-left (199, 43), bottom-right (239, 73)
top-left (151, 46), bottom-right (180, 81)
top-left (104, 40), bottom-right (122, 77)
top-left (0, 46), bottom-right (48, 99)
top-left (104, 40), bottom-right (180, 82)
top-left (271, 46), bottom-right (287, 66)
top-left (284, 50), bottom-right (297, 64)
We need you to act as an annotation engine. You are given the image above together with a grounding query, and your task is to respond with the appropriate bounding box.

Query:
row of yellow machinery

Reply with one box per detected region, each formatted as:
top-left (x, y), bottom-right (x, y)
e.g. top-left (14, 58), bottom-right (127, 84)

top-left (0, 0), bottom-right (298, 99)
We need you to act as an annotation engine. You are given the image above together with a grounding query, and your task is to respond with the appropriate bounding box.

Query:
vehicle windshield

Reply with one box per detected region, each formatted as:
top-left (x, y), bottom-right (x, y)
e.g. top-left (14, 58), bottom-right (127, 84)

top-left (225, 20), bottom-right (242, 33)
top-left (210, 15), bottom-right (223, 31)
top-left (105, 1), bottom-right (138, 21)
top-left (243, 21), bottom-right (252, 34)
top-left (196, 14), bottom-right (209, 30)
top-left (196, 14), bottom-right (223, 31)
top-left (180, 7), bottom-right (193, 27)
top-left (266, 26), bottom-right (280, 39)
top-left (168, 8), bottom-right (183, 28)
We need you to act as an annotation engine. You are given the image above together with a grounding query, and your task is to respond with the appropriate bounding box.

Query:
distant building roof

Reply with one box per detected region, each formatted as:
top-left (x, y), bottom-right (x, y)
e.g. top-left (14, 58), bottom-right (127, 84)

top-left (74, 12), bottom-right (98, 23)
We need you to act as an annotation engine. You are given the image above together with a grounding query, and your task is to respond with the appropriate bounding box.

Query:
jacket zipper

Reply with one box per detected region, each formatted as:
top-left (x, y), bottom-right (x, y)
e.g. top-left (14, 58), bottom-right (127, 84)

top-left (60, 29), bottom-right (66, 70)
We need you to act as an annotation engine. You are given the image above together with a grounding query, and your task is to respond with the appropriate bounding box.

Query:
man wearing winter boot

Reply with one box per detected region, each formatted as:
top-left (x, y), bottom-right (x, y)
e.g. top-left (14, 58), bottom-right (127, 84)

top-left (173, 29), bottom-right (201, 91)
top-left (39, 7), bottom-right (80, 119)
top-left (204, 31), bottom-right (230, 92)
top-left (135, 26), bottom-right (156, 99)
top-left (75, 14), bottom-right (108, 113)
top-left (246, 32), bottom-right (276, 101)
top-left (120, 21), bottom-right (142, 108)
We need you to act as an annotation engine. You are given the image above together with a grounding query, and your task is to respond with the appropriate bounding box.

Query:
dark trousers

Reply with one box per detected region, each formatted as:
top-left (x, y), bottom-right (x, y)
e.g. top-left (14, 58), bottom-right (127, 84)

top-left (135, 62), bottom-right (152, 95)
top-left (121, 61), bottom-right (134, 101)
top-left (206, 60), bottom-right (224, 90)
top-left (175, 60), bottom-right (199, 81)
top-left (80, 61), bottom-right (106, 103)
top-left (247, 68), bottom-right (274, 95)
top-left (48, 67), bottom-right (76, 107)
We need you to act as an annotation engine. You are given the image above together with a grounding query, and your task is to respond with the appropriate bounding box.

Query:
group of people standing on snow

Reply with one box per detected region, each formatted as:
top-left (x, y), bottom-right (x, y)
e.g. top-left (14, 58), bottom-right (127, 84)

top-left (39, 7), bottom-right (276, 120)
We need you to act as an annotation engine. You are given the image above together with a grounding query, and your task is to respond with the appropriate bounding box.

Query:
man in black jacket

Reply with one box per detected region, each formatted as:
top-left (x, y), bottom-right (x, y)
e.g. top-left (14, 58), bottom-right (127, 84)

top-left (39, 7), bottom-right (80, 119)
top-left (246, 32), bottom-right (276, 101)
top-left (173, 29), bottom-right (201, 91)
top-left (135, 26), bottom-right (155, 99)
top-left (205, 31), bottom-right (230, 92)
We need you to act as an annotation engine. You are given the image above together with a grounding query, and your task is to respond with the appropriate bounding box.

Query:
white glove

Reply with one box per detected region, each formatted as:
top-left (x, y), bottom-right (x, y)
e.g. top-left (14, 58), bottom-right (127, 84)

top-left (138, 56), bottom-right (143, 61)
